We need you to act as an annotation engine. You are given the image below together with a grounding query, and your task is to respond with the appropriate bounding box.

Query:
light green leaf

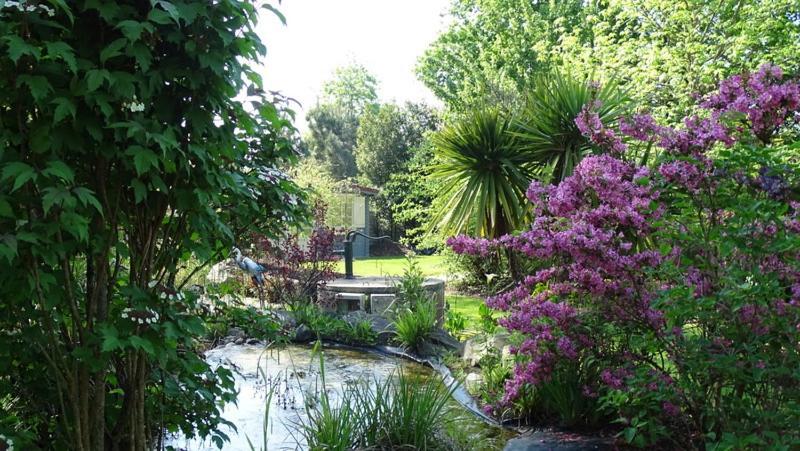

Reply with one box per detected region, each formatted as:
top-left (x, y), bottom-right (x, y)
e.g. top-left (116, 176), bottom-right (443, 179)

top-left (131, 179), bottom-right (147, 204)
top-left (115, 20), bottom-right (147, 41)
top-left (1, 162), bottom-right (36, 192)
top-left (3, 35), bottom-right (41, 63)
top-left (85, 69), bottom-right (110, 92)
top-left (100, 38), bottom-right (128, 63)
top-left (129, 146), bottom-right (159, 175)
top-left (153, 1), bottom-right (181, 24)
top-left (52, 97), bottom-right (77, 124)
top-left (42, 187), bottom-right (72, 214)
top-left (73, 187), bottom-right (104, 214)
top-left (17, 75), bottom-right (53, 101)
top-left (129, 335), bottom-right (155, 355)
top-left (42, 160), bottom-right (74, 182)
top-left (45, 41), bottom-right (77, 72)
top-left (127, 43), bottom-right (152, 71)
top-left (100, 324), bottom-right (123, 352)
top-left (0, 198), bottom-right (13, 218)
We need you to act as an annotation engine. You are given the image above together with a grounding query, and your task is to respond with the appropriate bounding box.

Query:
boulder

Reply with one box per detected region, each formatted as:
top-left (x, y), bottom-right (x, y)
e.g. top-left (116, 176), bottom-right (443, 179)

top-left (227, 327), bottom-right (245, 340)
top-left (464, 372), bottom-right (483, 394)
top-left (293, 324), bottom-right (314, 343)
top-left (429, 328), bottom-right (464, 353)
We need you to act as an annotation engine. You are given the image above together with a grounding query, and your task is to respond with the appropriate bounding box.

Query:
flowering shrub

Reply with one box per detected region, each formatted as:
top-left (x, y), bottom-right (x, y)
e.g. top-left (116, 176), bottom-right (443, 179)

top-left (449, 65), bottom-right (800, 448)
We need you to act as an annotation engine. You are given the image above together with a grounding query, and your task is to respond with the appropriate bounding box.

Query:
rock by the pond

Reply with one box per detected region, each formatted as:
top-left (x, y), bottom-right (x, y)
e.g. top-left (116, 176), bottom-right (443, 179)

top-left (429, 328), bottom-right (464, 353)
top-left (234, 337), bottom-right (245, 345)
top-left (503, 430), bottom-right (613, 451)
top-left (463, 331), bottom-right (511, 367)
top-left (228, 327), bottom-right (246, 340)
top-left (464, 372), bottom-right (483, 394)
top-left (246, 338), bottom-right (261, 345)
top-left (272, 309), bottom-right (297, 328)
top-left (293, 324), bottom-right (314, 343)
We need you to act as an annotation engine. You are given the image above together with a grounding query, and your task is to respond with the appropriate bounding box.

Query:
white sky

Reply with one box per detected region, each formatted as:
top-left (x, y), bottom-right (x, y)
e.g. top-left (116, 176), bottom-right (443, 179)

top-left (255, 0), bottom-right (451, 130)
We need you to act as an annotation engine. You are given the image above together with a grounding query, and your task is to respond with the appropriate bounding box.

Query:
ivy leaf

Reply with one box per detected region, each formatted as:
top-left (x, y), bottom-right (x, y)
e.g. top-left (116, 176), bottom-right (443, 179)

top-left (1, 162), bottom-right (37, 192)
top-left (153, 1), bottom-right (181, 24)
top-left (85, 69), bottom-right (110, 92)
top-left (42, 186), bottom-right (73, 214)
top-left (17, 75), bottom-right (53, 101)
top-left (100, 324), bottom-right (123, 352)
top-left (128, 146), bottom-right (159, 175)
top-left (73, 187), bottom-right (104, 215)
top-left (262, 3), bottom-right (287, 25)
top-left (60, 211), bottom-right (90, 241)
top-left (0, 234), bottom-right (18, 263)
top-left (128, 43), bottom-right (152, 71)
top-left (3, 35), bottom-right (41, 63)
top-left (129, 335), bottom-right (155, 355)
top-left (115, 20), bottom-right (148, 42)
top-left (131, 179), bottom-right (147, 204)
top-left (42, 160), bottom-right (75, 182)
top-left (52, 97), bottom-right (77, 124)
top-left (0, 198), bottom-right (13, 218)
top-left (100, 38), bottom-right (128, 63)
top-left (45, 41), bottom-right (77, 73)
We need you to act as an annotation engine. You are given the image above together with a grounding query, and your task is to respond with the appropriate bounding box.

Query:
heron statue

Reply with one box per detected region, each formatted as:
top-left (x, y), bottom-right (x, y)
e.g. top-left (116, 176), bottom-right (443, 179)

top-left (231, 247), bottom-right (269, 309)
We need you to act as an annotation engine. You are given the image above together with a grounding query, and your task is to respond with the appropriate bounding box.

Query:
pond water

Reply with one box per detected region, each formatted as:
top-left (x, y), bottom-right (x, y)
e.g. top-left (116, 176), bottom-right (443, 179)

top-left (166, 343), bottom-right (514, 450)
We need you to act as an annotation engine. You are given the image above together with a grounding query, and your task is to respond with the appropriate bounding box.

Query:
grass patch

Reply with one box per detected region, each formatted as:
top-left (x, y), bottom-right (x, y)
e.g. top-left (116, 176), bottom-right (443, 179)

top-left (334, 255), bottom-right (447, 277)
top-left (447, 294), bottom-right (485, 334)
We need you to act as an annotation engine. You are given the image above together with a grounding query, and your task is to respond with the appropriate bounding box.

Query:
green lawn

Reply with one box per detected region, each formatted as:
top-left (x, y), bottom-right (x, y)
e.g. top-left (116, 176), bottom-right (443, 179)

top-left (335, 254), bottom-right (447, 277)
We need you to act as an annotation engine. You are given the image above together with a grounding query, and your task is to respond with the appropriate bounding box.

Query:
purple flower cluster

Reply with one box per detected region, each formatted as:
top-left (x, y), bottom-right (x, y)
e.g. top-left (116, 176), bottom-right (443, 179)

top-left (702, 64), bottom-right (800, 143)
top-left (575, 101), bottom-right (627, 154)
top-left (452, 154), bottom-right (665, 407)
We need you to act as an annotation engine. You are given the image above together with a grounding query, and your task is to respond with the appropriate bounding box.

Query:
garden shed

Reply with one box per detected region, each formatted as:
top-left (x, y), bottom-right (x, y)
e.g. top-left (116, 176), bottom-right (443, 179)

top-left (330, 183), bottom-right (378, 257)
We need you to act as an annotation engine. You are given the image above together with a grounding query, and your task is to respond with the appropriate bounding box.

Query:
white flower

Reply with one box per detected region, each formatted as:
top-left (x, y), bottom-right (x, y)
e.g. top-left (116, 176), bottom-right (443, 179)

top-left (147, 280), bottom-right (157, 288)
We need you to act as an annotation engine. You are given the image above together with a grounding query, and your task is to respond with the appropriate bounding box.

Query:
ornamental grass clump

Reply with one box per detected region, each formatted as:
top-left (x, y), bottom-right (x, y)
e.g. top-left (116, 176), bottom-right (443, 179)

top-left (449, 65), bottom-right (800, 449)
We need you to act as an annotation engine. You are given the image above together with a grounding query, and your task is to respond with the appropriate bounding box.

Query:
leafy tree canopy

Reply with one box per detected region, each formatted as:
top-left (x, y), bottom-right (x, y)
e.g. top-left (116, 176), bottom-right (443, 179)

top-left (0, 1), bottom-right (304, 448)
top-left (419, 0), bottom-right (800, 122)
top-left (355, 102), bottom-right (439, 187)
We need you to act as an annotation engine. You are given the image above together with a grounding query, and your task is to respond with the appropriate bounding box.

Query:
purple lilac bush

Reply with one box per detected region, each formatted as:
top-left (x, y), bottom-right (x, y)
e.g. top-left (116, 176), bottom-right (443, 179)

top-left (448, 65), bottom-right (800, 448)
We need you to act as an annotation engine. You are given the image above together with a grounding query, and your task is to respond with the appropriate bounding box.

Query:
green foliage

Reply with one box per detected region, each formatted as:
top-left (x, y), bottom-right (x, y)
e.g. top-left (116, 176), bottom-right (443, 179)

top-left (0, 1), bottom-right (304, 448)
top-left (396, 258), bottom-right (427, 306)
top-left (429, 108), bottom-right (537, 238)
top-left (205, 299), bottom-right (282, 342)
top-left (417, 0), bottom-right (589, 111)
top-left (515, 72), bottom-right (630, 182)
top-left (305, 63), bottom-right (379, 180)
top-left (289, 299), bottom-right (377, 346)
top-left (444, 309), bottom-right (467, 339)
top-left (419, 0), bottom-right (800, 123)
top-left (354, 102), bottom-right (439, 188)
top-left (394, 299), bottom-right (437, 352)
top-left (320, 63), bottom-right (379, 117)
top-left (442, 246), bottom-right (510, 294)
top-left (305, 104), bottom-right (360, 179)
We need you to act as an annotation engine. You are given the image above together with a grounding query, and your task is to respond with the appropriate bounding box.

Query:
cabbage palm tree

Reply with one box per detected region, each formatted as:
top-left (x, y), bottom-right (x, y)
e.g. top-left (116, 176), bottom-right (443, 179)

top-left (428, 108), bottom-right (538, 238)
top-left (515, 72), bottom-right (630, 183)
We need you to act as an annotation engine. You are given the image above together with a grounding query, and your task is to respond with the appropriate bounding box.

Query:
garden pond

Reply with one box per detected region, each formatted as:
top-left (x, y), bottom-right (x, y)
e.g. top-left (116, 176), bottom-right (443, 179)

top-left (166, 343), bottom-right (515, 450)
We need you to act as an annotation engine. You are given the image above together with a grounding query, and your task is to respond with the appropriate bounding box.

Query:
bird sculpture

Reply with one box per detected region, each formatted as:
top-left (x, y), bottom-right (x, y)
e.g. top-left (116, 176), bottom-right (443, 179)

top-left (231, 247), bottom-right (268, 309)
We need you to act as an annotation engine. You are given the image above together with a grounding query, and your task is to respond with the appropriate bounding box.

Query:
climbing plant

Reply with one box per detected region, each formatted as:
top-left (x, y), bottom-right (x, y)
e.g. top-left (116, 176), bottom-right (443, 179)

top-left (0, 1), bottom-right (305, 449)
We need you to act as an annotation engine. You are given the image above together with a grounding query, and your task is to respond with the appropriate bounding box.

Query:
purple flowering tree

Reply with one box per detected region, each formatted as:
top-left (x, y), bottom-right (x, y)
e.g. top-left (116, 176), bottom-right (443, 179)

top-left (450, 65), bottom-right (800, 448)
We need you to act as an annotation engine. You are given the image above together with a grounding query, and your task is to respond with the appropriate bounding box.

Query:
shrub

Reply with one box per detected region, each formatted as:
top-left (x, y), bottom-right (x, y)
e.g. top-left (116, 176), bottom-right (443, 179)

top-left (449, 65), bottom-right (800, 448)
top-left (444, 309), bottom-right (467, 338)
top-left (253, 200), bottom-right (340, 305)
top-left (394, 299), bottom-right (437, 352)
